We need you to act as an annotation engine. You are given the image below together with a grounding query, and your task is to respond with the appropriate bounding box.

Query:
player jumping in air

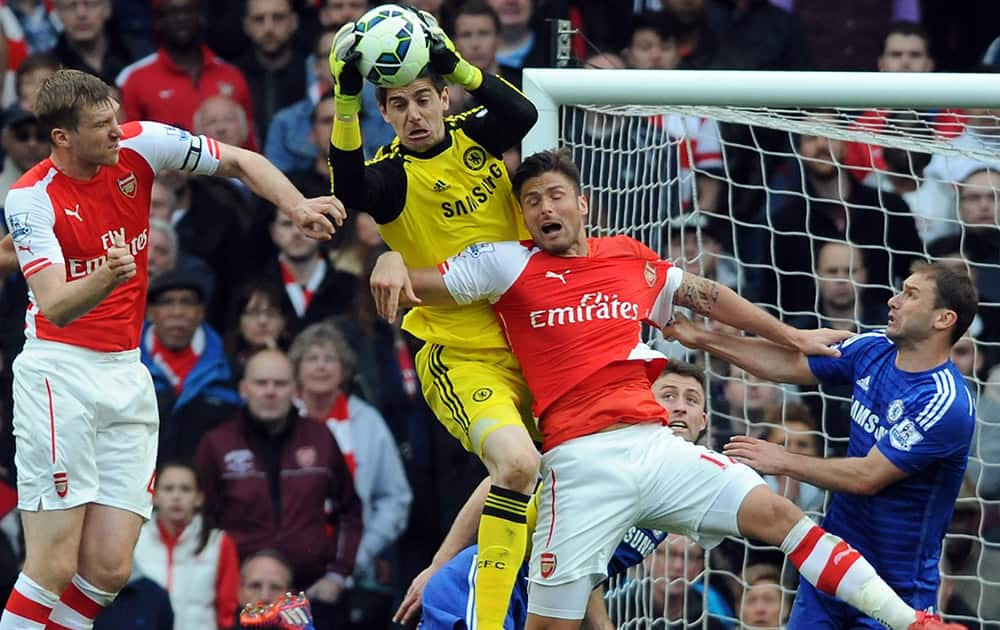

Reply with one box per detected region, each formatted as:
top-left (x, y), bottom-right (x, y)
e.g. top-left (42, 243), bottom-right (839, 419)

top-left (371, 149), bottom-right (966, 630)
top-left (1, 69), bottom-right (343, 630)
top-left (415, 361), bottom-right (710, 630)
top-left (328, 9), bottom-right (539, 628)
top-left (666, 264), bottom-right (977, 628)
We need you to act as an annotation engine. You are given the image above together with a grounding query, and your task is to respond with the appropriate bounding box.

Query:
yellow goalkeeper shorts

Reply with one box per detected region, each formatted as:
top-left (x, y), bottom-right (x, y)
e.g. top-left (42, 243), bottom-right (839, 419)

top-left (415, 343), bottom-right (539, 457)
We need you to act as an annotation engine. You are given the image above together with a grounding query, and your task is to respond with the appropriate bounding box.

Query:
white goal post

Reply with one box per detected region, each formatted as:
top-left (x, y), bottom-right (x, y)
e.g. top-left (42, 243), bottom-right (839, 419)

top-left (522, 69), bottom-right (1000, 155)
top-left (519, 68), bottom-right (1000, 630)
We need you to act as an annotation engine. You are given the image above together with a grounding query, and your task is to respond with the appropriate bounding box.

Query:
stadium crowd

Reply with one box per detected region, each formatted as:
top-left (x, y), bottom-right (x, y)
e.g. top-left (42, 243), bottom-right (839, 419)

top-left (0, 0), bottom-right (998, 628)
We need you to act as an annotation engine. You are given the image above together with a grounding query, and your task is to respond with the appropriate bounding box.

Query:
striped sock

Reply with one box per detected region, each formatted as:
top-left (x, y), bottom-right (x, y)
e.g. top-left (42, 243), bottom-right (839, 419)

top-left (782, 516), bottom-right (917, 630)
top-left (475, 485), bottom-right (532, 629)
top-left (46, 575), bottom-right (115, 630)
top-left (1, 574), bottom-right (59, 630)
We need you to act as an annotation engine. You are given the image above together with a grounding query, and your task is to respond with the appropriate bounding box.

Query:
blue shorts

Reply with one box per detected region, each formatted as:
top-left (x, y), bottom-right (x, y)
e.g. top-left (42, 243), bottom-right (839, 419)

top-left (789, 579), bottom-right (937, 629)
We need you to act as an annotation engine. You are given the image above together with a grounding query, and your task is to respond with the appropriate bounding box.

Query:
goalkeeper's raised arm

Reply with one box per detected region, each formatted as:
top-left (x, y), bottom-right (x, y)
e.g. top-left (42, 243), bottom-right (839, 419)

top-left (327, 10), bottom-right (537, 221)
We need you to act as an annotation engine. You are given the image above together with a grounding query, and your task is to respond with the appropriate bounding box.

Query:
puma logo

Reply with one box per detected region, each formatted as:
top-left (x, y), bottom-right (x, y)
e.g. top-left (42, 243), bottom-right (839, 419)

top-left (63, 205), bottom-right (82, 222)
top-left (16, 244), bottom-right (32, 254)
top-left (545, 270), bottom-right (571, 285)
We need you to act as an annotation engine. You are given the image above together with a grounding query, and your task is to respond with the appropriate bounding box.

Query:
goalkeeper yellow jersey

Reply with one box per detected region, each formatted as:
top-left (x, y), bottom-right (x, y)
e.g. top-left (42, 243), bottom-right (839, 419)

top-left (329, 73), bottom-right (538, 349)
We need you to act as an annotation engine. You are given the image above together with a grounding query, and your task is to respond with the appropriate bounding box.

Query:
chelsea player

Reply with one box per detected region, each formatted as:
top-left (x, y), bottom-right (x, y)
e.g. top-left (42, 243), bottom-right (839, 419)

top-left (328, 9), bottom-right (538, 629)
top-left (667, 262), bottom-right (978, 629)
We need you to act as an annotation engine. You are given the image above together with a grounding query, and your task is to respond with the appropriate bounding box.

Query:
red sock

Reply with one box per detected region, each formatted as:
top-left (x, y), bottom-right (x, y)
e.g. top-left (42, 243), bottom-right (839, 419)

top-left (45, 576), bottom-right (114, 630)
top-left (1, 574), bottom-right (59, 630)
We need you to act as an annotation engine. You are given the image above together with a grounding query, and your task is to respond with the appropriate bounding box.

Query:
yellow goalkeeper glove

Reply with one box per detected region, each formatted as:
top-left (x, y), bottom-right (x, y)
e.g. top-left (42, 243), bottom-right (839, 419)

top-left (329, 22), bottom-right (364, 117)
top-left (413, 9), bottom-right (482, 89)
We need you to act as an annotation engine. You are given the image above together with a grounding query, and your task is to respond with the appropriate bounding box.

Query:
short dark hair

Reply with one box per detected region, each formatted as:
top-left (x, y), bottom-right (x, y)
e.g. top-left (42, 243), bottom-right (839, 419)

top-left (882, 21), bottom-right (930, 54)
top-left (630, 11), bottom-right (678, 44)
top-left (910, 261), bottom-right (978, 343)
top-left (34, 69), bottom-right (115, 138)
top-left (375, 68), bottom-right (447, 106)
top-left (450, 0), bottom-right (501, 37)
top-left (660, 360), bottom-right (706, 395)
top-left (16, 52), bottom-right (61, 90)
top-left (512, 148), bottom-right (581, 199)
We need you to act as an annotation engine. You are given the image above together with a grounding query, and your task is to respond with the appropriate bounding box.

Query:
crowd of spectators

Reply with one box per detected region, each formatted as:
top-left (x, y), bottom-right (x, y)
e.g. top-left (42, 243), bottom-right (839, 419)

top-left (0, 0), bottom-right (998, 628)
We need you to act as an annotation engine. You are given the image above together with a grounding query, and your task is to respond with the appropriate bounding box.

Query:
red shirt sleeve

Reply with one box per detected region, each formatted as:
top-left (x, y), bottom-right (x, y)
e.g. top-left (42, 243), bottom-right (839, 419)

top-left (215, 532), bottom-right (240, 629)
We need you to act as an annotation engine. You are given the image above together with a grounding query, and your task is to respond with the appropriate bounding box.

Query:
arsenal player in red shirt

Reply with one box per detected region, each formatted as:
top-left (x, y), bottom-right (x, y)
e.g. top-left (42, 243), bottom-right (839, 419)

top-left (0, 69), bottom-right (344, 630)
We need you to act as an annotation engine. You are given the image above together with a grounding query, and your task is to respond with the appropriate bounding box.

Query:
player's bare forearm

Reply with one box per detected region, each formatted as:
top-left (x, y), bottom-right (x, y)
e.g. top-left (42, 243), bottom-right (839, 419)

top-left (408, 267), bottom-right (458, 306)
top-left (217, 144), bottom-right (343, 238)
top-left (0, 234), bottom-right (16, 275)
top-left (675, 273), bottom-right (796, 346)
top-left (667, 317), bottom-right (816, 385)
top-left (725, 438), bottom-right (906, 495)
top-left (673, 273), bottom-right (849, 359)
top-left (432, 477), bottom-right (491, 567)
top-left (216, 145), bottom-right (304, 213)
top-left (28, 264), bottom-right (119, 327)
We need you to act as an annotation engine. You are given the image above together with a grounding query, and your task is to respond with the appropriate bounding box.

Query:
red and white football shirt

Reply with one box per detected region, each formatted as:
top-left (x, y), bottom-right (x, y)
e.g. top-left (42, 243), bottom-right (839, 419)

top-left (5, 121), bottom-right (222, 352)
top-left (440, 236), bottom-right (684, 450)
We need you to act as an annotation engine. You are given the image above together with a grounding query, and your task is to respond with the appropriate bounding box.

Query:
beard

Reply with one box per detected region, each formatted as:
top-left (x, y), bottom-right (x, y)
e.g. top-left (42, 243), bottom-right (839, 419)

top-left (806, 161), bottom-right (839, 182)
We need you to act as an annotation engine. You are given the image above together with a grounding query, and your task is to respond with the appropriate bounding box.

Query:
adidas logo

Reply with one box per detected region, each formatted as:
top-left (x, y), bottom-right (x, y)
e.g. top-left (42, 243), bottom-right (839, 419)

top-left (432, 179), bottom-right (450, 192)
top-left (856, 375), bottom-right (871, 391)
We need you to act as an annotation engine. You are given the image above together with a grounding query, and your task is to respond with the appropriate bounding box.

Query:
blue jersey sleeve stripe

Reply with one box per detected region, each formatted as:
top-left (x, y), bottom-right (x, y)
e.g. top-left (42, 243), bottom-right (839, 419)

top-left (914, 370), bottom-right (947, 430)
top-left (920, 370), bottom-right (957, 431)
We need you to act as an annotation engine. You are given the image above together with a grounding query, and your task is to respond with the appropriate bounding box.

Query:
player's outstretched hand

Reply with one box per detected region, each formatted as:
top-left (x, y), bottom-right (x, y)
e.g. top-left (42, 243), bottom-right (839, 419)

top-left (291, 196), bottom-right (346, 240)
top-left (412, 8), bottom-right (480, 87)
top-left (329, 22), bottom-right (363, 114)
top-left (371, 251), bottom-right (421, 323)
top-left (104, 232), bottom-right (135, 287)
top-left (788, 328), bottom-right (853, 358)
top-left (660, 313), bottom-right (704, 348)
top-left (392, 563), bottom-right (438, 625)
top-left (723, 436), bottom-right (788, 475)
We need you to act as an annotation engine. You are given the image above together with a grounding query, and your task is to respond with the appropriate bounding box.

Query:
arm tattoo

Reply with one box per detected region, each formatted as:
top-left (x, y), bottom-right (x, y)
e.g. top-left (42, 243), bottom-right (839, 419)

top-left (676, 275), bottom-right (721, 318)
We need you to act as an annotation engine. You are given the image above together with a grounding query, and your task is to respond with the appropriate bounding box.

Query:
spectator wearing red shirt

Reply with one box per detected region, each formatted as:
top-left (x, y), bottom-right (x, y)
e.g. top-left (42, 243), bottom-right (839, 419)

top-left (116, 0), bottom-right (258, 149)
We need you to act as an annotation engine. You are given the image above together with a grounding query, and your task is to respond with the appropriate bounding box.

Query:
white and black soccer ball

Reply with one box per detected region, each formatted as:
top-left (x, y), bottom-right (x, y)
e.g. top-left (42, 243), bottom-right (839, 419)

top-left (354, 4), bottom-right (431, 88)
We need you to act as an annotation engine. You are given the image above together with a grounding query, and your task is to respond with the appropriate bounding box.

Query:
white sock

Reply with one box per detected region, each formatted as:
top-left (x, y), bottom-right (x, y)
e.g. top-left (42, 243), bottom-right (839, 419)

top-left (47, 575), bottom-right (116, 630)
top-left (781, 516), bottom-right (917, 630)
top-left (0, 573), bottom-right (59, 629)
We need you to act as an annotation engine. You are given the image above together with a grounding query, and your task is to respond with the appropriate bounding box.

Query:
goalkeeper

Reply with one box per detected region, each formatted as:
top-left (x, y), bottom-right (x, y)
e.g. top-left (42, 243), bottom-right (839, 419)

top-left (327, 8), bottom-right (539, 630)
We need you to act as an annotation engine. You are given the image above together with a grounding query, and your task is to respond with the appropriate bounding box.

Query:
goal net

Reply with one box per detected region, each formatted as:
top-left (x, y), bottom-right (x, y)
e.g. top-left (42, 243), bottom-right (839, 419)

top-left (522, 69), bottom-right (1000, 630)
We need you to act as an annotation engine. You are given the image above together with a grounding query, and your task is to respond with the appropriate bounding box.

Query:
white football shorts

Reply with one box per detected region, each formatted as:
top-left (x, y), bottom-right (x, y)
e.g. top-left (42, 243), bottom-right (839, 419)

top-left (527, 422), bottom-right (764, 619)
top-left (11, 338), bottom-right (159, 518)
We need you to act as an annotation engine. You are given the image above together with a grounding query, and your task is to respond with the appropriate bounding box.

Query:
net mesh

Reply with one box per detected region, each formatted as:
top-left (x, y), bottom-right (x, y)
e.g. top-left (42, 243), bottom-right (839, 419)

top-left (557, 104), bottom-right (1000, 629)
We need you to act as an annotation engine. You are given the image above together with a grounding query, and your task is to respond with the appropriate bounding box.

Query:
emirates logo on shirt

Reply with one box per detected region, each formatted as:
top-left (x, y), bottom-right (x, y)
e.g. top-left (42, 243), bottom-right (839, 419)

top-left (117, 172), bottom-right (137, 198)
top-left (528, 292), bottom-right (641, 329)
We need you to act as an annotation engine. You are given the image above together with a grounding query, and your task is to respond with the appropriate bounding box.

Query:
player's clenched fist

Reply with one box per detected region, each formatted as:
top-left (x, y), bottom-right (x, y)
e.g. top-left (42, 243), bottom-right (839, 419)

top-left (104, 232), bottom-right (135, 287)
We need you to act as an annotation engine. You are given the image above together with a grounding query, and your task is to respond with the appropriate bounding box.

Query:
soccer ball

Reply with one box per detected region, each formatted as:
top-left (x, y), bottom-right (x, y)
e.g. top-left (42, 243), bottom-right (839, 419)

top-left (354, 4), bottom-right (431, 88)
